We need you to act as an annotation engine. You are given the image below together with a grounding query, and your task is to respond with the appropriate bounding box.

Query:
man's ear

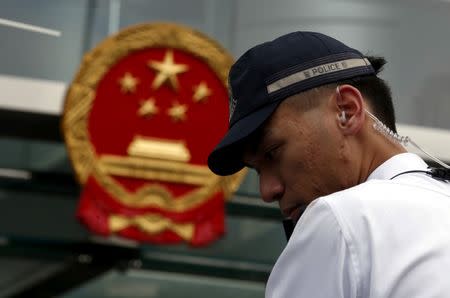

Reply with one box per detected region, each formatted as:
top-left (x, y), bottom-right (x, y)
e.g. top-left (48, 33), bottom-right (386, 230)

top-left (334, 84), bottom-right (365, 135)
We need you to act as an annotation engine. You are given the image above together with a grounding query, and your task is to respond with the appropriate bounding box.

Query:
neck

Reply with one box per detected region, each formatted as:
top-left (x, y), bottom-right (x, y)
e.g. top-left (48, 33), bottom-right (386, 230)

top-left (357, 129), bottom-right (407, 184)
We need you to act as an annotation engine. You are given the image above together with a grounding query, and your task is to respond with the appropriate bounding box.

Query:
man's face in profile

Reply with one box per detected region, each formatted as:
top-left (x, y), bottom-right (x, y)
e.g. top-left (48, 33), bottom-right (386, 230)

top-left (243, 92), bottom-right (353, 222)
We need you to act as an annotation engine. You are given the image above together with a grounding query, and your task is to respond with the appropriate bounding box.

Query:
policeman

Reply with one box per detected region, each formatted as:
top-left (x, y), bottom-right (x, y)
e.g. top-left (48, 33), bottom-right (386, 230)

top-left (208, 31), bottom-right (450, 297)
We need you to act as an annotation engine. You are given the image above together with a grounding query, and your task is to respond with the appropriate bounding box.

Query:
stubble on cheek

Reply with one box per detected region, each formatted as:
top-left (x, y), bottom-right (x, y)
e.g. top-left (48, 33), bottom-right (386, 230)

top-left (294, 141), bottom-right (327, 202)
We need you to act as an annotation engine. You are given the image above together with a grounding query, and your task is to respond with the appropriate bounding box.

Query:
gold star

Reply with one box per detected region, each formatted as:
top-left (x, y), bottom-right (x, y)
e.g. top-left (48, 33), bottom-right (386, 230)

top-left (167, 102), bottom-right (188, 122)
top-left (138, 98), bottom-right (159, 118)
top-left (148, 50), bottom-right (189, 91)
top-left (118, 72), bottom-right (139, 93)
top-left (193, 81), bottom-right (212, 103)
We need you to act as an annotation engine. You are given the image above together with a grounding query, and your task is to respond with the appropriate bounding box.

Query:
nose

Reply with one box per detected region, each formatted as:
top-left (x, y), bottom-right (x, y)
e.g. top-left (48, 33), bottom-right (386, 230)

top-left (259, 172), bottom-right (284, 203)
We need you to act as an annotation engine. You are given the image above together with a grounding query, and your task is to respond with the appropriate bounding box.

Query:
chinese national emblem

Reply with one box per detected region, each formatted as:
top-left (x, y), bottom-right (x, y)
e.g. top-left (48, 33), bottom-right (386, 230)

top-left (62, 23), bottom-right (246, 246)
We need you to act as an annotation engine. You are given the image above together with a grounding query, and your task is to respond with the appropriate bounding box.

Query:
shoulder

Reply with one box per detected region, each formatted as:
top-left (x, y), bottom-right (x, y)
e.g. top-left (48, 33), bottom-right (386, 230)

top-left (309, 181), bottom-right (389, 227)
top-left (267, 198), bottom-right (360, 298)
top-left (321, 177), bottom-right (450, 219)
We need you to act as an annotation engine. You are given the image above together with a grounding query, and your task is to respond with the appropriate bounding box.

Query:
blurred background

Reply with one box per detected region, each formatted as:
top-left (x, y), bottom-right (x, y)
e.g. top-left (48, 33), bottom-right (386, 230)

top-left (0, 0), bottom-right (449, 297)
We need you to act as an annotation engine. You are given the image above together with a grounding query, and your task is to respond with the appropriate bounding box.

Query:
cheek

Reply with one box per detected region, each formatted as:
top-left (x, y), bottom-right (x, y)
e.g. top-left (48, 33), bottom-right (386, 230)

top-left (279, 148), bottom-right (309, 191)
top-left (285, 140), bottom-right (330, 199)
top-left (302, 138), bottom-right (323, 172)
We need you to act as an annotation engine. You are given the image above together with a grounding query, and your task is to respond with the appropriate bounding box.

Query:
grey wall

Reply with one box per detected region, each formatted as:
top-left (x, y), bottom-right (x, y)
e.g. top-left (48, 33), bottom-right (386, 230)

top-left (0, 0), bottom-right (91, 82)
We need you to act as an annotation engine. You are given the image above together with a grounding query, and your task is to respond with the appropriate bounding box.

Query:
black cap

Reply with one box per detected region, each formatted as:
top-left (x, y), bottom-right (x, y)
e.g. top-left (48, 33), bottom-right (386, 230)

top-left (208, 31), bottom-right (375, 176)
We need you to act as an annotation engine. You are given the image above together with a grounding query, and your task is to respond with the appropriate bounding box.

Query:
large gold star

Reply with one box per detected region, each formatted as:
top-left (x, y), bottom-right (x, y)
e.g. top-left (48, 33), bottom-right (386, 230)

top-left (118, 72), bottom-right (139, 93)
top-left (192, 81), bottom-right (212, 103)
top-left (167, 102), bottom-right (188, 122)
top-left (148, 51), bottom-right (189, 91)
top-left (138, 98), bottom-right (159, 118)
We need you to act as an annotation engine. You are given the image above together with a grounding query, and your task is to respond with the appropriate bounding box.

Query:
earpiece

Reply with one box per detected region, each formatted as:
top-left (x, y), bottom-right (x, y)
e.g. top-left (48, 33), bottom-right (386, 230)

top-left (338, 110), bottom-right (347, 124)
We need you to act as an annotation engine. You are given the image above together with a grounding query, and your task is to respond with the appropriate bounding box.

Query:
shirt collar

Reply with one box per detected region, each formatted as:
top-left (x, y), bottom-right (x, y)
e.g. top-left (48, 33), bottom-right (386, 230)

top-left (367, 153), bottom-right (429, 181)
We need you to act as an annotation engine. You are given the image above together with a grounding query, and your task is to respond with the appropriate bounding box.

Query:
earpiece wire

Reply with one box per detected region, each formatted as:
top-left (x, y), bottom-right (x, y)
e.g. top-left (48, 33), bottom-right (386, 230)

top-left (365, 109), bottom-right (450, 169)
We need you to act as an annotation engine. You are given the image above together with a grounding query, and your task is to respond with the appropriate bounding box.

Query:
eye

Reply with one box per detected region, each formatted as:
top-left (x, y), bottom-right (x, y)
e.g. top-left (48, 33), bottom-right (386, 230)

top-left (264, 145), bottom-right (279, 161)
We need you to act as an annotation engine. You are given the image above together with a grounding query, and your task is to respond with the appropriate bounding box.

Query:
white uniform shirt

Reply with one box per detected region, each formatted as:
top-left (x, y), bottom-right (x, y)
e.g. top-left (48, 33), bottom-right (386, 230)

top-left (266, 153), bottom-right (450, 298)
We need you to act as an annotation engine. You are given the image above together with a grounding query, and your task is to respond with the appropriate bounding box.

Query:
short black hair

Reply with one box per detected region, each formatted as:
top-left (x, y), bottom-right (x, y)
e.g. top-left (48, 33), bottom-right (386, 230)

top-left (327, 56), bottom-right (397, 133)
